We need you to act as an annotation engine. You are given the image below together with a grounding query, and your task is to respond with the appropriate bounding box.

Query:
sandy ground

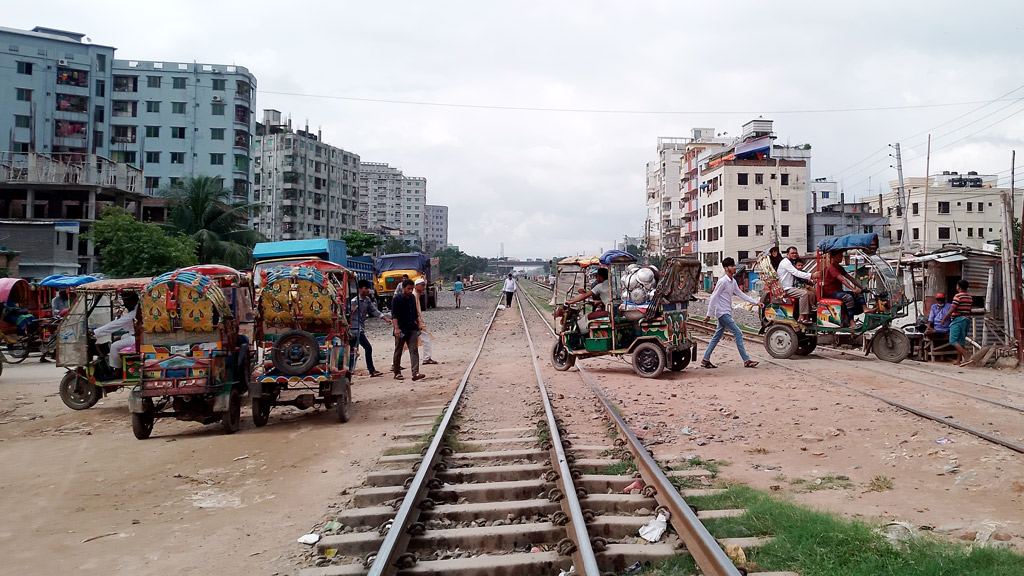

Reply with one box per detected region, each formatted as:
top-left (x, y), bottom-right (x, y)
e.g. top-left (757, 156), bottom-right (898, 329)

top-left (2, 284), bottom-right (1022, 576)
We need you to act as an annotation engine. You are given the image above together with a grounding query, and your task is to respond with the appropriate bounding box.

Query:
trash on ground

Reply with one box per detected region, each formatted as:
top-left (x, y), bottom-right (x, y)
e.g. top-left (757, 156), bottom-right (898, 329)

top-left (297, 533), bottom-right (320, 545)
top-left (322, 521), bottom-right (342, 533)
top-left (638, 512), bottom-right (669, 542)
top-left (935, 437), bottom-right (953, 445)
top-left (724, 543), bottom-right (747, 565)
top-left (622, 480), bottom-right (642, 494)
top-left (679, 427), bottom-right (694, 435)
top-left (233, 455), bottom-right (250, 461)
top-left (879, 521), bottom-right (920, 551)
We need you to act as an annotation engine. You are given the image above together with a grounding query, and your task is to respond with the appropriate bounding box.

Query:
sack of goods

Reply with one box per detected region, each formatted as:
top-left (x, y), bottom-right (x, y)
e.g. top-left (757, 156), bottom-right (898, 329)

top-left (620, 266), bottom-right (659, 305)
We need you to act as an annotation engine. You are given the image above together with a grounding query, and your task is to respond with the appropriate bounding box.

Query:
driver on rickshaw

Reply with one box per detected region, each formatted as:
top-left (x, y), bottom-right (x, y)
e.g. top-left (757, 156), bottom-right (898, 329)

top-left (88, 292), bottom-right (139, 376)
top-left (564, 268), bottom-right (611, 334)
top-left (822, 251), bottom-right (869, 329)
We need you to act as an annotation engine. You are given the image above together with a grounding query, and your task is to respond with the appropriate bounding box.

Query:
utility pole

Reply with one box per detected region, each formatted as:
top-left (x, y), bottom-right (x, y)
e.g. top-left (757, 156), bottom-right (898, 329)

top-left (1012, 150), bottom-right (1023, 363)
top-left (892, 143), bottom-right (910, 251)
top-left (922, 135), bottom-right (931, 253)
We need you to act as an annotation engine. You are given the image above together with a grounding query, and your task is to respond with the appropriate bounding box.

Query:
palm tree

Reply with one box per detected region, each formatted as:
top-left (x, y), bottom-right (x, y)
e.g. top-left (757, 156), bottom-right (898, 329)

top-left (161, 176), bottom-right (265, 269)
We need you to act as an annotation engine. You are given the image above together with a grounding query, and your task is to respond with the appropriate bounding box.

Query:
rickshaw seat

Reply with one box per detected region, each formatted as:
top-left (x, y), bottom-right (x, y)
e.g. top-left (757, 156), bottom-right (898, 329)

top-left (819, 298), bottom-right (843, 306)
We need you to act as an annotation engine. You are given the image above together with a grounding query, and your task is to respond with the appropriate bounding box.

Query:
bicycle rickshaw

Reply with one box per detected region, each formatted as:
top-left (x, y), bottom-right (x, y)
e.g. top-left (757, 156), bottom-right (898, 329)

top-left (56, 277), bottom-right (151, 409)
top-left (127, 266), bottom-right (249, 439)
top-left (250, 261), bottom-right (353, 426)
top-left (1, 278), bottom-right (41, 363)
top-left (550, 252), bottom-right (699, 378)
top-left (758, 232), bottom-right (911, 362)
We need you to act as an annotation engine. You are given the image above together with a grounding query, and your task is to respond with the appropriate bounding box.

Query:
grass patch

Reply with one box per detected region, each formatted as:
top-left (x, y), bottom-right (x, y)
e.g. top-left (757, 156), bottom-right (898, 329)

top-left (535, 420), bottom-right (551, 445)
top-left (382, 443), bottom-right (426, 456)
top-left (672, 456), bottom-right (723, 477)
top-left (788, 475), bottom-right (854, 493)
top-left (644, 485), bottom-right (1024, 576)
top-left (417, 413), bottom-right (484, 454)
top-left (867, 475), bottom-right (895, 492)
top-left (605, 420), bottom-right (618, 439)
top-left (600, 457), bottom-right (636, 476)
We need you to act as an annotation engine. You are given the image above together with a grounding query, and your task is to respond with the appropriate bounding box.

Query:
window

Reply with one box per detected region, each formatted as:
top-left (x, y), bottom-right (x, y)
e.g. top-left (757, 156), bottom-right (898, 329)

top-left (172, 102), bottom-right (186, 114)
top-left (14, 115), bottom-right (30, 128)
top-left (737, 173), bottom-right (749, 185)
top-left (897, 229), bottom-right (904, 242)
top-left (212, 79), bottom-right (226, 91)
top-left (147, 76), bottom-right (161, 88)
top-left (16, 61), bottom-right (32, 74)
top-left (978, 203), bottom-right (984, 213)
top-left (738, 251), bottom-right (749, 262)
top-left (863, 225), bottom-right (874, 233)
top-left (145, 126), bottom-right (160, 138)
top-left (912, 202), bottom-right (919, 215)
top-left (172, 77), bottom-right (186, 89)
top-left (966, 202), bottom-right (973, 212)
top-left (781, 225), bottom-right (790, 237)
top-left (938, 201), bottom-right (950, 214)
top-left (755, 199), bottom-right (766, 210)
top-left (938, 227), bottom-right (951, 240)
top-left (737, 199), bottom-right (749, 211)
top-left (211, 103), bottom-right (225, 116)
top-left (978, 228), bottom-right (985, 238)
top-left (210, 153), bottom-right (225, 165)
top-left (169, 177), bottom-right (181, 186)
top-left (95, 80), bottom-right (105, 97)
top-left (781, 173), bottom-right (790, 185)
top-left (145, 176), bottom-right (160, 190)
top-left (822, 190), bottom-right (830, 198)
top-left (16, 88), bottom-right (32, 101)
top-left (781, 199), bottom-right (790, 212)
top-left (145, 151), bottom-right (160, 164)
top-left (211, 128), bottom-right (225, 140)
top-left (170, 152), bottom-right (185, 164)
top-left (824, 224), bottom-right (836, 236)
top-left (737, 225), bottom-right (749, 237)
top-left (755, 173), bottom-right (764, 185)
top-left (96, 54), bottom-right (106, 72)
top-left (967, 228), bottom-right (974, 238)
top-left (171, 126), bottom-right (185, 138)
top-left (146, 100), bottom-right (160, 113)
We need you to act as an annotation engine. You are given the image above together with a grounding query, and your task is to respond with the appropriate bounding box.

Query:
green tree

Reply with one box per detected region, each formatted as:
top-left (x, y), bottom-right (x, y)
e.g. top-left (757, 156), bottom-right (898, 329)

top-left (436, 247), bottom-right (488, 278)
top-left (382, 237), bottom-right (415, 254)
top-left (90, 207), bottom-right (197, 277)
top-left (162, 176), bottom-right (264, 269)
top-left (341, 230), bottom-right (384, 257)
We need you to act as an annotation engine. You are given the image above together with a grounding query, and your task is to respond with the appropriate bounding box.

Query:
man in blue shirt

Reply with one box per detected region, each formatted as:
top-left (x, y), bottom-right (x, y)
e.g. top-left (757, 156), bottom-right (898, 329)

top-left (349, 279), bottom-right (389, 377)
top-left (391, 279), bottom-right (424, 381)
top-left (453, 276), bottom-right (464, 308)
top-left (926, 292), bottom-right (952, 338)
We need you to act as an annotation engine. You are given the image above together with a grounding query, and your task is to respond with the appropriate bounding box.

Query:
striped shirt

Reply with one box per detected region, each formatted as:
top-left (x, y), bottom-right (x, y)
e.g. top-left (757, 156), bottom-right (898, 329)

top-left (951, 292), bottom-right (973, 317)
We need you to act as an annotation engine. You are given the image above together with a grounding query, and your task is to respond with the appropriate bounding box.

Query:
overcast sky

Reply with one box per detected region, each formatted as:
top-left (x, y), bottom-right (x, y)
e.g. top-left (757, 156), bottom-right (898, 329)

top-left (9, 1), bottom-right (1024, 258)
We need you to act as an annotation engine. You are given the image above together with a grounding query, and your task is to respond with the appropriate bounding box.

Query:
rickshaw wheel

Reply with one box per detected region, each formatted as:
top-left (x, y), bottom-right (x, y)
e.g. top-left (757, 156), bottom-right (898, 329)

top-left (795, 336), bottom-right (817, 356)
top-left (252, 397), bottom-right (272, 427)
top-left (632, 342), bottom-right (666, 378)
top-left (59, 370), bottom-right (101, 410)
top-left (335, 381), bottom-right (352, 423)
top-left (132, 411), bottom-right (155, 440)
top-left (271, 330), bottom-right (320, 376)
top-left (6, 340), bottom-right (29, 364)
top-left (764, 324), bottom-right (799, 359)
top-left (551, 340), bottom-right (576, 371)
top-left (873, 328), bottom-right (910, 363)
top-left (670, 349), bottom-right (691, 371)
top-left (221, 390), bottom-right (241, 434)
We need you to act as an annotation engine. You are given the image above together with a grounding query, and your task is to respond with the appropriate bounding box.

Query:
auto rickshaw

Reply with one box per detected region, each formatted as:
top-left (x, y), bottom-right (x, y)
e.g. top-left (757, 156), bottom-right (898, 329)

top-left (250, 261), bottom-right (352, 425)
top-left (56, 277), bottom-right (151, 409)
top-left (0, 278), bottom-right (40, 363)
top-left (550, 251), bottom-right (699, 378)
top-left (127, 267), bottom-right (248, 439)
top-left (758, 233), bottom-right (911, 362)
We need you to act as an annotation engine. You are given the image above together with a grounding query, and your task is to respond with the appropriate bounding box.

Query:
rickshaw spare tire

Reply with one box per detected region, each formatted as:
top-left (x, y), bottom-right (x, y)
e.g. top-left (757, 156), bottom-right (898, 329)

top-left (271, 330), bottom-right (320, 376)
top-left (632, 342), bottom-right (666, 378)
top-left (59, 370), bottom-right (101, 410)
top-left (873, 328), bottom-right (910, 363)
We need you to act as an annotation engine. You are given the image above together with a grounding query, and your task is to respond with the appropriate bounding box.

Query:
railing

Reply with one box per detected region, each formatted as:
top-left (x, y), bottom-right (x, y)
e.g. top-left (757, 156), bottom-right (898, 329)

top-left (0, 151), bottom-right (142, 193)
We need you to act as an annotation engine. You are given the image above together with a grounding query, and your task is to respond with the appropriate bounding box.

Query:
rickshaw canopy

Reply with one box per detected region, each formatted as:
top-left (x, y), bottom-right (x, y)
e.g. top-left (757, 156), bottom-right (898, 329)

top-left (39, 275), bottom-right (100, 288)
top-left (598, 250), bottom-right (637, 265)
top-left (818, 233), bottom-right (879, 254)
top-left (0, 278), bottom-right (30, 304)
top-left (657, 258), bottom-right (701, 303)
top-left (76, 277), bottom-right (153, 293)
top-left (557, 255), bottom-right (602, 268)
top-left (178, 265), bottom-right (241, 279)
top-left (141, 270), bottom-right (233, 333)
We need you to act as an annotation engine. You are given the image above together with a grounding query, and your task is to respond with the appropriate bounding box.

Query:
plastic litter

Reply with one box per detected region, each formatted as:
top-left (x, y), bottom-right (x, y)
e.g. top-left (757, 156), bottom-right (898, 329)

top-left (624, 561), bottom-right (648, 574)
top-left (297, 533), bottom-right (320, 545)
top-left (622, 480), bottom-right (642, 494)
top-left (497, 305), bottom-right (506, 310)
top-left (935, 437), bottom-right (953, 444)
top-left (679, 427), bottom-right (694, 435)
top-left (638, 512), bottom-right (669, 542)
top-left (322, 521), bottom-right (342, 533)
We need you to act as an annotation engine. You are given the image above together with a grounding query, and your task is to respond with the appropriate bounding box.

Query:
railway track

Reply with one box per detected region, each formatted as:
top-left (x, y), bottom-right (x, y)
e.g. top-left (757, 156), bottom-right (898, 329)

top-left (299, 290), bottom-right (765, 575)
top-left (686, 318), bottom-right (1024, 454)
top-left (463, 279), bottom-right (501, 292)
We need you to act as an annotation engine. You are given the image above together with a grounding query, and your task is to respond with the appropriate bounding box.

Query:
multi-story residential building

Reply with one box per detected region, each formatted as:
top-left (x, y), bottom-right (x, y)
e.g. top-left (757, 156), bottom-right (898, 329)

top-left (680, 128), bottom-right (732, 255)
top-left (806, 196), bottom-right (891, 253)
top-left (643, 137), bottom-right (688, 256)
top-left (696, 119), bottom-right (810, 277)
top-left (108, 59), bottom-right (257, 200)
top-left (424, 204), bottom-right (449, 255)
top-left (253, 110), bottom-right (360, 241)
top-left (1, 26), bottom-right (115, 157)
top-left (880, 171), bottom-right (1021, 251)
top-left (809, 178), bottom-right (839, 212)
top-left (358, 163), bottom-right (428, 248)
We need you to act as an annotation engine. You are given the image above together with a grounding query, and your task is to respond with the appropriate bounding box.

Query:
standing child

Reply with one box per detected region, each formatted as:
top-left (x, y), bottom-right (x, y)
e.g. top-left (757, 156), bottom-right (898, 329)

top-left (942, 279), bottom-right (974, 366)
top-left (453, 276), bottom-right (464, 308)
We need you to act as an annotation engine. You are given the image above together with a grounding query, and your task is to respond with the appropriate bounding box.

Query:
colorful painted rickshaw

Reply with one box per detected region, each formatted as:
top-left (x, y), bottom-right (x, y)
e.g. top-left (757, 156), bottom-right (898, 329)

top-left (127, 267), bottom-right (248, 439)
top-left (250, 261), bottom-right (352, 425)
top-left (550, 252), bottom-right (699, 378)
top-left (758, 233), bottom-right (911, 362)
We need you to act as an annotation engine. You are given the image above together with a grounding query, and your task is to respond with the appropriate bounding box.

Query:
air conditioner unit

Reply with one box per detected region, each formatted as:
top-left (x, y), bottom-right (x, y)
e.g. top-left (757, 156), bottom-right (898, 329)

top-left (212, 95), bottom-right (223, 103)
top-left (57, 59), bottom-right (68, 66)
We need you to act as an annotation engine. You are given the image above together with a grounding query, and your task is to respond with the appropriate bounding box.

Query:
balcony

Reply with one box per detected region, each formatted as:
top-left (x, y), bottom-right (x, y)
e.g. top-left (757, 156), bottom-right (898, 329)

top-left (56, 67), bottom-right (89, 88)
top-left (235, 81), bottom-right (252, 102)
top-left (54, 120), bottom-right (87, 140)
top-left (112, 75), bottom-right (138, 93)
top-left (55, 93), bottom-right (88, 114)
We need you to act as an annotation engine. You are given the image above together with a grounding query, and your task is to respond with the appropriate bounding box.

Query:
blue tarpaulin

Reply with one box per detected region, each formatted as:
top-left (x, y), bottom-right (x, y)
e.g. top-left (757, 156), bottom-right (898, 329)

top-left (39, 275), bottom-right (99, 288)
top-left (818, 233), bottom-right (878, 253)
top-left (598, 250), bottom-right (637, 265)
top-left (374, 252), bottom-right (430, 274)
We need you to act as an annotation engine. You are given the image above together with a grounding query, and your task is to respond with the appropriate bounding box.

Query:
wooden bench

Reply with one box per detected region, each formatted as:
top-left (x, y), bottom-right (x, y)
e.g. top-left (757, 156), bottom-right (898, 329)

top-left (921, 336), bottom-right (957, 363)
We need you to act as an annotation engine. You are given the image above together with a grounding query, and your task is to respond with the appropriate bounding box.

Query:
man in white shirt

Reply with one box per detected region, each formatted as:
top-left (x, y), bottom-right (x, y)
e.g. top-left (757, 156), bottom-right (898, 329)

top-left (502, 273), bottom-right (517, 307)
top-left (776, 246), bottom-right (818, 325)
top-left (413, 279), bottom-right (438, 365)
top-left (701, 258), bottom-right (760, 368)
top-left (90, 292), bottom-right (139, 373)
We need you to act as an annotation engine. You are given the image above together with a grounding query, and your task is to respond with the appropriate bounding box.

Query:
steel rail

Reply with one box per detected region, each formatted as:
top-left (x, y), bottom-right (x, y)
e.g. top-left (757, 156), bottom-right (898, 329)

top-left (513, 291), bottom-right (602, 575)
top-left (519, 285), bottom-right (742, 576)
top-left (367, 294), bottom-right (503, 576)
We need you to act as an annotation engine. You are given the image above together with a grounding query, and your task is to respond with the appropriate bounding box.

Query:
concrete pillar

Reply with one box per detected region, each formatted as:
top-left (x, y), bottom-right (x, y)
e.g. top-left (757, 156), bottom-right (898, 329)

top-left (88, 188), bottom-right (97, 220)
top-left (25, 188), bottom-right (35, 219)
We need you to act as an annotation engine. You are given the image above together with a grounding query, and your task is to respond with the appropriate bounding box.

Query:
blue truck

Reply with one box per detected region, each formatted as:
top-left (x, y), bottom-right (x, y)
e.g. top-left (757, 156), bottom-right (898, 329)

top-left (251, 239), bottom-right (374, 293)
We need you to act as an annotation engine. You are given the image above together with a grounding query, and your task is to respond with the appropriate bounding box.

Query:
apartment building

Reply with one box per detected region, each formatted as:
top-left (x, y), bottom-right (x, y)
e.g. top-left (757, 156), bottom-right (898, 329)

top-left (253, 110), bottom-right (361, 241)
top-left (357, 163), bottom-right (428, 248)
top-left (696, 120), bottom-right (810, 277)
top-left (881, 171), bottom-right (1021, 251)
top-left (424, 204), bottom-right (449, 255)
top-left (643, 137), bottom-right (688, 256)
top-left (680, 128), bottom-right (732, 255)
top-left (0, 26), bottom-right (115, 157)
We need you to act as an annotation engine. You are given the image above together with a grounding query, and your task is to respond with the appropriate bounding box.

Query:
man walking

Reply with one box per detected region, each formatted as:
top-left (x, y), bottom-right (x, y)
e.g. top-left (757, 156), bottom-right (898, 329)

top-left (391, 279), bottom-right (425, 381)
top-left (414, 278), bottom-right (438, 365)
top-left (349, 279), bottom-right (389, 377)
top-left (941, 279), bottom-right (974, 366)
top-left (453, 276), bottom-right (464, 308)
top-left (502, 273), bottom-right (517, 307)
top-left (701, 258), bottom-right (760, 369)
top-left (777, 246), bottom-right (818, 325)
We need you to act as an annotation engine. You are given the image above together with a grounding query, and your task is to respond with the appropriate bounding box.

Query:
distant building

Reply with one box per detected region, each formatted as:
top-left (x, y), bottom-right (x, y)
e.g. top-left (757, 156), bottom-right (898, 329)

top-left (643, 137), bottom-right (688, 256)
top-left (253, 110), bottom-right (360, 241)
top-left (806, 195), bottom-right (891, 253)
top-left (0, 220), bottom-right (81, 279)
top-left (424, 204), bottom-right (449, 255)
top-left (809, 178), bottom-right (839, 213)
top-left (881, 171), bottom-right (1022, 251)
top-left (357, 163), bottom-right (428, 248)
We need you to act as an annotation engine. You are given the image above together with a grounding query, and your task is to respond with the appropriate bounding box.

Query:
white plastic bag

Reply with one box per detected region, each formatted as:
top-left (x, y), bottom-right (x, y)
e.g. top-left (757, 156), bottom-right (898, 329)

top-left (638, 513), bottom-right (668, 543)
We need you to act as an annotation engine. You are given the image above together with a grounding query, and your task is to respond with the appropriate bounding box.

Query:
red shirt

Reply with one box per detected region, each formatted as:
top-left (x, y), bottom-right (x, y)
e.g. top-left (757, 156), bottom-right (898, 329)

top-left (822, 264), bottom-right (844, 295)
